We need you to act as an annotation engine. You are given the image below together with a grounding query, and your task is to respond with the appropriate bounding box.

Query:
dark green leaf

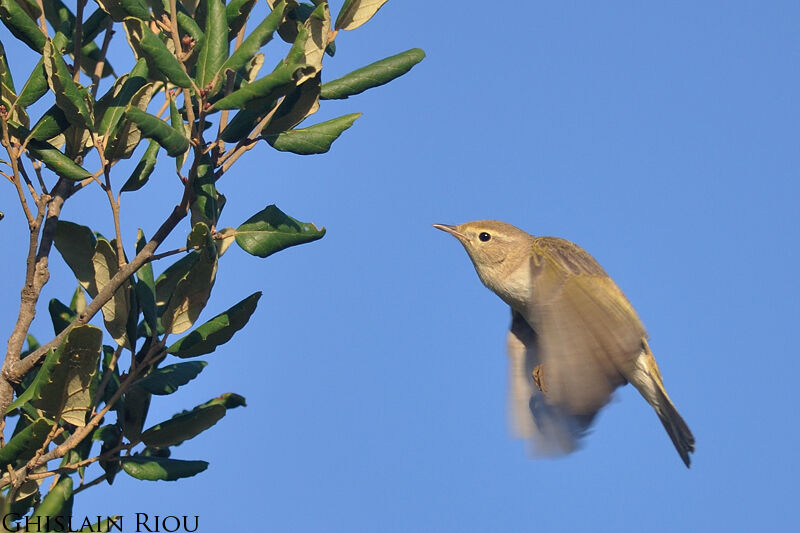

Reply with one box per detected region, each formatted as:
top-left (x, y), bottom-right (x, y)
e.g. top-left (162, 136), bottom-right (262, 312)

top-left (48, 298), bottom-right (76, 335)
top-left (167, 292), bottom-right (261, 358)
top-left (321, 48), bottom-right (425, 100)
top-left (264, 112), bottom-right (360, 155)
top-left (26, 104), bottom-right (70, 143)
top-left (125, 18), bottom-right (193, 88)
top-left (96, 58), bottom-right (149, 142)
top-left (213, 61), bottom-right (311, 110)
top-left (234, 204), bottom-right (325, 258)
top-left (189, 154), bottom-right (217, 228)
top-left (141, 402), bottom-right (225, 448)
top-left (195, 0), bottom-right (228, 93)
top-left (135, 229), bottom-right (158, 334)
top-left (121, 139), bottom-right (160, 192)
top-left (226, 0), bottom-right (258, 40)
top-left (16, 58), bottom-right (49, 108)
top-left (125, 107), bottom-right (190, 157)
top-left (121, 385), bottom-right (151, 442)
top-left (0, 0), bottom-right (47, 52)
top-left (54, 221), bottom-right (98, 297)
top-left (221, 1), bottom-right (285, 78)
top-left (42, 40), bottom-right (94, 132)
top-left (0, 418), bottom-right (53, 469)
top-left (81, 8), bottom-right (111, 45)
top-left (219, 105), bottom-right (276, 143)
top-left (121, 456), bottom-right (208, 481)
top-left (31, 477), bottom-right (72, 519)
top-left (136, 362), bottom-right (207, 396)
top-left (95, 0), bottom-right (149, 22)
top-left (201, 392), bottom-right (246, 410)
top-left (105, 83), bottom-right (155, 161)
top-left (26, 138), bottom-right (92, 180)
top-left (262, 73), bottom-right (320, 135)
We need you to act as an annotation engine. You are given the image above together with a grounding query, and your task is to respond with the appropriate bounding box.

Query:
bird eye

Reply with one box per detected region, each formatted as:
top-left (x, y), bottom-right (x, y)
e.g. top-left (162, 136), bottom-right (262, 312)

top-left (479, 232), bottom-right (491, 242)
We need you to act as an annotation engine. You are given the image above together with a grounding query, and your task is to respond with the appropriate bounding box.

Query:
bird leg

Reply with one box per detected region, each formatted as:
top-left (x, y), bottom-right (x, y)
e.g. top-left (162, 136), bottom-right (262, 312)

top-left (532, 365), bottom-right (547, 393)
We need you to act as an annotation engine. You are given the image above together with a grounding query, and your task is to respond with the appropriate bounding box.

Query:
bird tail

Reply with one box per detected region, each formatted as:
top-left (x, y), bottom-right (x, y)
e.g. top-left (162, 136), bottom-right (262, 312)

top-left (632, 340), bottom-right (696, 468)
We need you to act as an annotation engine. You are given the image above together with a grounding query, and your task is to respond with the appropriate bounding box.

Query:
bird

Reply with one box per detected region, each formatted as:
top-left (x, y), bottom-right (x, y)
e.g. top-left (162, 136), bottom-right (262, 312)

top-left (433, 220), bottom-right (695, 467)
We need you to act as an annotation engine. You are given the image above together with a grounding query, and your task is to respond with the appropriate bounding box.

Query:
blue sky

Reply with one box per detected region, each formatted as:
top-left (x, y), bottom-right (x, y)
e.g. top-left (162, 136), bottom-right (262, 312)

top-left (1, 1), bottom-right (798, 531)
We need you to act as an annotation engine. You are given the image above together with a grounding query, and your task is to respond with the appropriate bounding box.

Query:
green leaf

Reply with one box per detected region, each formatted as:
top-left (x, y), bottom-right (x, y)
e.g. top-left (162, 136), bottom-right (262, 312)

top-left (54, 221), bottom-right (98, 297)
top-left (167, 292), bottom-right (261, 358)
top-left (31, 476), bottom-right (73, 520)
top-left (125, 107), bottom-right (190, 157)
top-left (96, 0), bottom-right (150, 21)
top-left (195, 0), bottom-right (228, 93)
top-left (161, 224), bottom-right (218, 334)
top-left (321, 48), bottom-right (425, 100)
top-left (42, 0), bottom-right (114, 78)
top-left (93, 239), bottom-right (130, 347)
top-left (125, 17), bottom-right (193, 88)
top-left (226, 0), bottom-right (258, 40)
top-left (213, 61), bottom-right (312, 110)
top-left (0, 418), bottom-right (53, 469)
top-left (136, 362), bottom-right (207, 395)
top-left (94, 423), bottom-right (122, 484)
top-left (105, 82), bottom-right (155, 161)
top-left (189, 154), bottom-right (217, 228)
top-left (155, 252), bottom-right (200, 307)
top-left (133, 230), bottom-right (158, 337)
top-left (42, 40), bottom-right (94, 132)
top-left (221, 1), bottom-right (285, 77)
top-left (96, 58), bottom-right (149, 143)
top-left (120, 139), bottom-right (160, 192)
top-left (234, 205), bottom-right (325, 258)
top-left (81, 8), bottom-right (111, 45)
top-left (262, 73), bottom-right (320, 135)
top-left (141, 401), bottom-right (225, 448)
top-left (8, 326), bottom-right (102, 426)
top-left (0, 0), bottom-right (47, 52)
top-left (26, 138), bottom-right (92, 180)
top-left (16, 58), bottom-right (49, 109)
top-left (219, 105), bottom-right (276, 143)
top-left (201, 392), bottom-right (246, 410)
top-left (264, 112), bottom-right (360, 155)
top-left (26, 104), bottom-right (71, 143)
top-left (334, 0), bottom-right (388, 31)
top-left (48, 298), bottom-right (76, 335)
top-left (121, 456), bottom-right (208, 481)
top-left (121, 385), bottom-right (150, 442)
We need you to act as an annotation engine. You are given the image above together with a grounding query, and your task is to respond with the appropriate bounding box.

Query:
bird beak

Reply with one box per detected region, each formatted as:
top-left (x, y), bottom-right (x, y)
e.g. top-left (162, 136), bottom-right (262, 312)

top-left (433, 224), bottom-right (465, 239)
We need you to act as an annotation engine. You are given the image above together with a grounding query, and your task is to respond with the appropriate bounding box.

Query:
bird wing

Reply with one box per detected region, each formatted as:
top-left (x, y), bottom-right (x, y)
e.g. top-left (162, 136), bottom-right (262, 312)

top-left (507, 311), bottom-right (588, 456)
top-left (525, 237), bottom-right (647, 418)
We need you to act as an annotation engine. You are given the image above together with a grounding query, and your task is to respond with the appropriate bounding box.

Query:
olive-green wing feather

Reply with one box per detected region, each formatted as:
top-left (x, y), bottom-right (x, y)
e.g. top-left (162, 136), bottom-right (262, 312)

top-left (526, 237), bottom-right (646, 417)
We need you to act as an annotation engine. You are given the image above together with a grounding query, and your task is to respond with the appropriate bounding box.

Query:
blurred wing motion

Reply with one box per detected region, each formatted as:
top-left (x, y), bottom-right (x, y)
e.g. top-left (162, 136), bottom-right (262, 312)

top-left (511, 237), bottom-right (694, 466)
top-left (507, 312), bottom-right (589, 456)
top-left (525, 237), bottom-right (646, 418)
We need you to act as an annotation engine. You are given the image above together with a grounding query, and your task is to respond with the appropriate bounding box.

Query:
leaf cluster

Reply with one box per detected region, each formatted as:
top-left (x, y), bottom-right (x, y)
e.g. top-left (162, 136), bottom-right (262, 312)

top-left (0, 0), bottom-right (423, 524)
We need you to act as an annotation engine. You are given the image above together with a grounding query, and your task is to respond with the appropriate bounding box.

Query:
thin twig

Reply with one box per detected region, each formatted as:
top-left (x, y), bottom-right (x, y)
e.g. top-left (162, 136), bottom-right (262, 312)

top-left (17, 161), bottom-right (41, 204)
top-left (91, 19), bottom-right (115, 99)
top-left (217, 100), bottom-right (283, 177)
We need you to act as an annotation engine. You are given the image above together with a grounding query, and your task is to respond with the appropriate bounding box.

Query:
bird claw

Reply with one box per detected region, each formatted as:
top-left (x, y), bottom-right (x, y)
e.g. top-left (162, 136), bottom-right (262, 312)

top-left (532, 365), bottom-right (547, 393)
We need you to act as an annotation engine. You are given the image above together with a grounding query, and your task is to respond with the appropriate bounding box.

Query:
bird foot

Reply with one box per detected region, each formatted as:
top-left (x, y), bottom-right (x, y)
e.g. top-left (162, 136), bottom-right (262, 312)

top-left (532, 365), bottom-right (547, 393)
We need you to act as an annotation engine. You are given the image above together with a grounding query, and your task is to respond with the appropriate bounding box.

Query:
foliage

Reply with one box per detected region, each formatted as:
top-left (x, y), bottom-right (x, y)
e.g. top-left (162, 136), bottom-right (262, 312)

top-left (0, 0), bottom-right (422, 524)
